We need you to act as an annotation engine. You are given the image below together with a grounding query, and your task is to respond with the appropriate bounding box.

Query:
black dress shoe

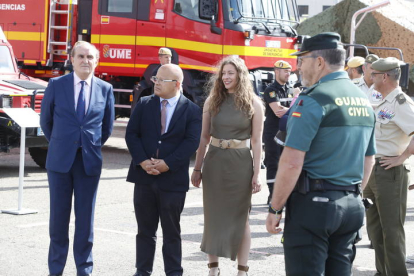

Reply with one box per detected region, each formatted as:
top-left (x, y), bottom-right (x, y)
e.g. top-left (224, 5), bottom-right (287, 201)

top-left (49, 274), bottom-right (62, 276)
top-left (133, 272), bottom-right (144, 276)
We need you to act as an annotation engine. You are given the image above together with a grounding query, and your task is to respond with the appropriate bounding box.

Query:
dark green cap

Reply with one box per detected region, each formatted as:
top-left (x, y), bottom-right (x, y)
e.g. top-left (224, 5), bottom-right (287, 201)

top-left (290, 32), bottom-right (343, 56)
top-left (365, 54), bottom-right (379, 64)
top-left (371, 57), bottom-right (403, 72)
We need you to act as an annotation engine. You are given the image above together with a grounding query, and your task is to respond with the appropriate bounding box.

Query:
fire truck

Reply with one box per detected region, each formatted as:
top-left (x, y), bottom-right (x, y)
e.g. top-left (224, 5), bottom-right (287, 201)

top-left (0, 0), bottom-right (301, 117)
top-left (0, 26), bottom-right (49, 168)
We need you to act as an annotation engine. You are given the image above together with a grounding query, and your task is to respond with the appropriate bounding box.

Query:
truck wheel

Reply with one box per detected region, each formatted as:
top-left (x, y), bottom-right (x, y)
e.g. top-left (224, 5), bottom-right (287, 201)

top-left (28, 147), bottom-right (48, 169)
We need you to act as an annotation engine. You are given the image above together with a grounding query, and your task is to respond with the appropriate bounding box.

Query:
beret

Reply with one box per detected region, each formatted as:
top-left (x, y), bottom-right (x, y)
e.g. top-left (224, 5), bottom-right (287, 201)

top-left (365, 54), bottom-right (379, 64)
top-left (371, 57), bottom-right (403, 72)
top-left (274, 60), bottom-right (292, 69)
top-left (158, 48), bottom-right (172, 56)
top-left (347, 56), bottom-right (365, 68)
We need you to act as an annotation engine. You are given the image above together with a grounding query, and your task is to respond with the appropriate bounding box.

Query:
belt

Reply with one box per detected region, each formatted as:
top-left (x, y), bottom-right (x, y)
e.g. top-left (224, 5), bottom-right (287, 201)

top-left (210, 137), bottom-right (250, 149)
top-left (375, 156), bottom-right (396, 163)
top-left (308, 179), bottom-right (360, 193)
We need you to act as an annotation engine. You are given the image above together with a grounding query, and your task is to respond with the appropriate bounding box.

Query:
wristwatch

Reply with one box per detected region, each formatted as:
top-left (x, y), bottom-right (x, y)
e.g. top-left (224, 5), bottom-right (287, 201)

top-left (268, 203), bottom-right (283, 215)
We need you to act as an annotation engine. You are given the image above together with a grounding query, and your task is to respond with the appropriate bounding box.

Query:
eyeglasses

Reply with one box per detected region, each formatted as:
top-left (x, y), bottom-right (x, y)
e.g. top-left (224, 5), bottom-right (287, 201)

top-left (297, 55), bottom-right (318, 66)
top-left (150, 76), bottom-right (177, 84)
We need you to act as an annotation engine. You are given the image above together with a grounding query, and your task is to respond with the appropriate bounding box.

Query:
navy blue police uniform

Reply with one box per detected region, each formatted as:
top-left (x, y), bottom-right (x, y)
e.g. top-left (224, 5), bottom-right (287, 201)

top-left (263, 71), bottom-right (292, 202)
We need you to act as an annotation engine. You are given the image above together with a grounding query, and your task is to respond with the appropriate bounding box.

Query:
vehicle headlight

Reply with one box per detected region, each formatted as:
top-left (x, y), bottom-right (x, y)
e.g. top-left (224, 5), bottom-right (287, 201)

top-left (0, 95), bottom-right (12, 108)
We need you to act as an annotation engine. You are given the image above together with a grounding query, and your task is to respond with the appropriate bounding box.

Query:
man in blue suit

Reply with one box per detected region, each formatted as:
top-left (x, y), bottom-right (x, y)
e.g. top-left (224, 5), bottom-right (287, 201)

top-left (40, 41), bottom-right (115, 276)
top-left (126, 64), bottom-right (202, 276)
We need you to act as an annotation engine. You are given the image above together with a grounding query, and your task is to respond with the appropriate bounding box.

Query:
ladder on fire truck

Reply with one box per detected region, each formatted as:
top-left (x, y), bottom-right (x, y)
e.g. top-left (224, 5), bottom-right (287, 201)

top-left (46, 0), bottom-right (74, 67)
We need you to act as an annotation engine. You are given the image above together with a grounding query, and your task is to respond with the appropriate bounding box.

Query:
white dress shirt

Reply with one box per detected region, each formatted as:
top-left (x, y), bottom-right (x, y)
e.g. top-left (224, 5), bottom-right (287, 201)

top-left (73, 73), bottom-right (93, 114)
top-left (160, 94), bottom-right (180, 133)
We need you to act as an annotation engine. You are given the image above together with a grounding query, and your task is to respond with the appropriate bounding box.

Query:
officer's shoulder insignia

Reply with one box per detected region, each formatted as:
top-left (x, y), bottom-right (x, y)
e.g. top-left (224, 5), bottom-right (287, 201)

top-left (396, 93), bottom-right (406, 105)
top-left (352, 79), bottom-right (360, 84)
top-left (269, 91), bottom-right (276, 98)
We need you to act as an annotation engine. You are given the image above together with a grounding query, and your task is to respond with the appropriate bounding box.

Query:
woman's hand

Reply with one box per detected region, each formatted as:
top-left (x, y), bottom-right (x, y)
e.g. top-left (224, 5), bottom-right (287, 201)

top-left (191, 170), bottom-right (202, 188)
top-left (251, 175), bottom-right (261, 194)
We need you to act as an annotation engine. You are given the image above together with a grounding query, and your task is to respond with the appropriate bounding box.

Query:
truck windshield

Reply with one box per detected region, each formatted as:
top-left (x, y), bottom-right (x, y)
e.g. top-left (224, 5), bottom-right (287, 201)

top-left (0, 46), bottom-right (15, 73)
top-left (230, 0), bottom-right (299, 26)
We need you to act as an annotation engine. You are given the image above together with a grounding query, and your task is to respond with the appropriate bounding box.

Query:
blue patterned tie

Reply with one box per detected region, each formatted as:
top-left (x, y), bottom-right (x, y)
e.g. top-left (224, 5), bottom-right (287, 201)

top-left (76, 81), bottom-right (86, 122)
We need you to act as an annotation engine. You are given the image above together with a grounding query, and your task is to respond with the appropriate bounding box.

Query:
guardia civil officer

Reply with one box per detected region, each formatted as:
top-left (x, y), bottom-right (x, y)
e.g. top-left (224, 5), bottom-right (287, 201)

top-left (364, 57), bottom-right (414, 276)
top-left (262, 60), bottom-right (293, 203)
top-left (265, 32), bottom-right (376, 275)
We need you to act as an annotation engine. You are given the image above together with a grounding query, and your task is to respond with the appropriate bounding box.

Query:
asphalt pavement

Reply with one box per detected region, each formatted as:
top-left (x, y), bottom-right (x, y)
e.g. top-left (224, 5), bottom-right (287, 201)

top-left (1, 120), bottom-right (413, 276)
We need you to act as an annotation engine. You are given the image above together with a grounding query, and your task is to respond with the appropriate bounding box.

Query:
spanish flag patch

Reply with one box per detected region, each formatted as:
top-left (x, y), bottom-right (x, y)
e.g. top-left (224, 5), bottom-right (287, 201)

top-left (292, 112), bottom-right (302, 118)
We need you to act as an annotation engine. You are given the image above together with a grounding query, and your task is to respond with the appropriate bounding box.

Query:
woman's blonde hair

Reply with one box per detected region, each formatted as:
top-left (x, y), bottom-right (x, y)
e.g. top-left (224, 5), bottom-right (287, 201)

top-left (206, 56), bottom-right (255, 118)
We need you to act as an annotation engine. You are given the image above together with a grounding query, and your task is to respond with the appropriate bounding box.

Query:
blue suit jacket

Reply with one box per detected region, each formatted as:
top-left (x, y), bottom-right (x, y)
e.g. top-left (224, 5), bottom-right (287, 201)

top-left (40, 73), bottom-right (115, 176)
top-left (125, 94), bottom-right (202, 192)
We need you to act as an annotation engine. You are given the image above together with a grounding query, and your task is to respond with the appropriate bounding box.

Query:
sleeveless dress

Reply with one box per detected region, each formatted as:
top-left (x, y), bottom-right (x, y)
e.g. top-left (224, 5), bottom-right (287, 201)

top-left (201, 94), bottom-right (253, 261)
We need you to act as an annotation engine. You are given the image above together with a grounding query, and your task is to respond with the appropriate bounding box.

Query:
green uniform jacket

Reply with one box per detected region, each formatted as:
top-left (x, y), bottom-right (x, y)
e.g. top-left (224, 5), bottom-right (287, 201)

top-left (286, 71), bottom-right (376, 186)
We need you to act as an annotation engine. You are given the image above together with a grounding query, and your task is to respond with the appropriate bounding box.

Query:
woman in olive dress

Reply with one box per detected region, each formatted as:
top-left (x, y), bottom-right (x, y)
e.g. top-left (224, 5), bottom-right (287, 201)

top-left (191, 56), bottom-right (263, 276)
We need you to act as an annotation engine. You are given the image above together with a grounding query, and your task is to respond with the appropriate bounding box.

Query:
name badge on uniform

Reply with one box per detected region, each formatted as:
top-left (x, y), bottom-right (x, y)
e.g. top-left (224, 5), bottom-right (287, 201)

top-left (377, 107), bottom-right (395, 124)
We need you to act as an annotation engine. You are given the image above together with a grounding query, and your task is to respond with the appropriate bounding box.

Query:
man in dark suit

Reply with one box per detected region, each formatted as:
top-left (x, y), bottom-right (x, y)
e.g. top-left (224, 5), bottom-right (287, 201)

top-left (40, 41), bottom-right (115, 276)
top-left (125, 64), bottom-right (202, 276)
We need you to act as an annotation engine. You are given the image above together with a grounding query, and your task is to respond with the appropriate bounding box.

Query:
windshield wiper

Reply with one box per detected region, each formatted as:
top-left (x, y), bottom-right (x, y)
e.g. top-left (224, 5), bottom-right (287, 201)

top-left (259, 22), bottom-right (271, 34)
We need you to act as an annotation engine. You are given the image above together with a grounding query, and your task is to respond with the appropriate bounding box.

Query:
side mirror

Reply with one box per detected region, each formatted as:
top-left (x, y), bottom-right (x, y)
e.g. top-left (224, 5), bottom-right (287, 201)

top-left (210, 15), bottom-right (222, 35)
top-left (199, 0), bottom-right (217, 20)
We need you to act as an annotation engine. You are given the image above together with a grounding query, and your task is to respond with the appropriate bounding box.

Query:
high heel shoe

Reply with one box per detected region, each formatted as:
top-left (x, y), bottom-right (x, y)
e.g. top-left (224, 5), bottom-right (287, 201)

top-left (237, 265), bottom-right (249, 275)
top-left (208, 262), bottom-right (220, 276)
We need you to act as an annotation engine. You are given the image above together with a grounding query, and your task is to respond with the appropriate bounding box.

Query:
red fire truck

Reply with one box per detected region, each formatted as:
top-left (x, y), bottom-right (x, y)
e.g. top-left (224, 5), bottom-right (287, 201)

top-left (0, 0), bottom-right (301, 117)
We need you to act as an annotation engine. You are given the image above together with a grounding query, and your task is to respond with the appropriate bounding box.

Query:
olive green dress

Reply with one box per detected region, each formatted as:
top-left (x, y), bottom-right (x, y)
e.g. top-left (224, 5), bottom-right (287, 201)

top-left (201, 94), bottom-right (253, 261)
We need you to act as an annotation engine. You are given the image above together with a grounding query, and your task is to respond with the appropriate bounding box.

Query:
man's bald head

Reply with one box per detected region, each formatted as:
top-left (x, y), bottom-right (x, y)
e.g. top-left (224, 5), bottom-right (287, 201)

top-left (158, 64), bottom-right (184, 83)
top-left (154, 64), bottom-right (184, 99)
